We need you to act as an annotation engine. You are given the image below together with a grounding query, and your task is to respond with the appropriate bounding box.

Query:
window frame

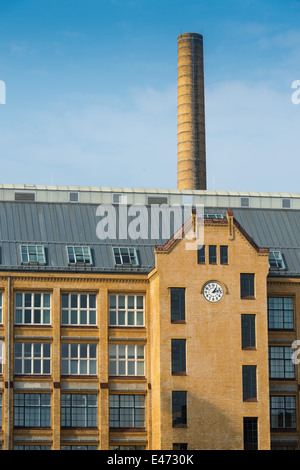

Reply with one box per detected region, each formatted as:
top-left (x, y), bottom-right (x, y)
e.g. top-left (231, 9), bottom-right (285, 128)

top-left (14, 343), bottom-right (51, 375)
top-left (66, 246), bottom-right (92, 265)
top-left (170, 288), bottom-right (186, 323)
top-left (242, 365), bottom-right (257, 401)
top-left (171, 339), bottom-right (186, 375)
top-left (220, 245), bottom-right (228, 265)
top-left (109, 294), bottom-right (144, 327)
top-left (172, 391), bottom-right (187, 427)
top-left (14, 393), bottom-right (51, 427)
top-left (109, 394), bottom-right (145, 429)
top-left (268, 297), bottom-right (294, 330)
top-left (112, 247), bottom-right (139, 266)
top-left (15, 292), bottom-right (51, 326)
top-left (20, 245), bottom-right (46, 265)
top-left (61, 343), bottom-right (97, 376)
top-left (209, 245), bottom-right (217, 264)
top-left (61, 393), bottom-right (98, 428)
top-left (269, 346), bottom-right (295, 379)
top-left (270, 395), bottom-right (296, 430)
top-left (240, 273), bottom-right (255, 299)
top-left (269, 251), bottom-right (286, 270)
top-left (243, 417), bottom-right (258, 450)
top-left (61, 293), bottom-right (97, 326)
top-left (109, 344), bottom-right (145, 377)
top-left (241, 314), bottom-right (256, 350)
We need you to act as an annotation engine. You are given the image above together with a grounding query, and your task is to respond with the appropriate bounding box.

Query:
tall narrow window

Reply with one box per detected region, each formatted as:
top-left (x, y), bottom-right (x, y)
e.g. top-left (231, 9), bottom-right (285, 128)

top-left (171, 339), bottom-right (186, 374)
top-left (241, 314), bottom-right (256, 349)
top-left (0, 293), bottom-right (3, 324)
top-left (197, 245), bottom-right (205, 264)
top-left (240, 274), bottom-right (255, 298)
top-left (220, 246), bottom-right (228, 264)
top-left (209, 245), bottom-right (217, 264)
top-left (172, 391), bottom-right (187, 427)
top-left (243, 417), bottom-right (258, 450)
top-left (170, 288), bottom-right (185, 323)
top-left (242, 365), bottom-right (257, 401)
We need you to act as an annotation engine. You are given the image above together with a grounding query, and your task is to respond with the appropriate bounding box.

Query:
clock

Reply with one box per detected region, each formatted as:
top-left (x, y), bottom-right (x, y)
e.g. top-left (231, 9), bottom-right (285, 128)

top-left (203, 282), bottom-right (224, 303)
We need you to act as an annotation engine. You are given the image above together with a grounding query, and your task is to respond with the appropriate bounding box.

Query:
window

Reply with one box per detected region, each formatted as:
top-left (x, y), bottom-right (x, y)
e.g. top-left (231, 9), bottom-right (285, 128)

top-left (67, 246), bottom-right (92, 265)
top-left (240, 197), bottom-right (250, 207)
top-left (240, 274), bottom-right (255, 298)
top-left (15, 293), bottom-right (51, 325)
top-left (61, 343), bottom-right (97, 375)
top-left (204, 214), bottom-right (223, 219)
top-left (109, 344), bottom-right (145, 376)
top-left (220, 246), bottom-right (228, 264)
top-left (197, 245), bottom-right (205, 264)
top-left (173, 443), bottom-right (188, 450)
top-left (109, 294), bottom-right (144, 327)
top-left (270, 396), bottom-right (296, 429)
top-left (110, 445), bottom-right (146, 450)
top-left (171, 339), bottom-right (186, 374)
top-left (61, 293), bottom-right (96, 326)
top-left (269, 251), bottom-right (285, 269)
top-left (0, 394), bottom-right (2, 427)
top-left (241, 315), bottom-right (256, 349)
top-left (0, 293), bottom-right (2, 323)
top-left (61, 394), bottom-right (97, 428)
top-left (268, 297), bottom-right (294, 330)
top-left (269, 346), bottom-right (295, 379)
top-left (170, 288), bottom-right (185, 323)
top-left (0, 341), bottom-right (4, 375)
top-left (14, 394), bottom-right (51, 427)
top-left (242, 365), bottom-right (257, 401)
top-left (14, 343), bottom-right (51, 375)
top-left (209, 245), bottom-right (217, 264)
top-left (20, 245), bottom-right (46, 265)
top-left (61, 446), bottom-right (98, 450)
top-left (14, 445), bottom-right (51, 450)
top-left (172, 391), bottom-right (187, 427)
top-left (282, 198), bottom-right (291, 209)
top-left (69, 192), bottom-right (79, 203)
top-left (113, 247), bottom-right (139, 266)
top-left (109, 394), bottom-right (145, 428)
top-left (243, 417), bottom-right (258, 450)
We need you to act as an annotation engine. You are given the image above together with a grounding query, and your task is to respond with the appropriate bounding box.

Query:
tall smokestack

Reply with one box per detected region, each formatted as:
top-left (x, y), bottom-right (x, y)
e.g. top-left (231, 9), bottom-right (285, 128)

top-left (177, 33), bottom-right (207, 190)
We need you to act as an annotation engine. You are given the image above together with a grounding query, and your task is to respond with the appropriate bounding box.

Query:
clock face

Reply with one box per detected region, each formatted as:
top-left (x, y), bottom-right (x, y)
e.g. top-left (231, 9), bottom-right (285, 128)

top-left (203, 282), bottom-right (224, 303)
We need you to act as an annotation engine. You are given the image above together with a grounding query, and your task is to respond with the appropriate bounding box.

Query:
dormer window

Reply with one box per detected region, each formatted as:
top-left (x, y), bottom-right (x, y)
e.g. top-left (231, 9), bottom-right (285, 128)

top-left (269, 251), bottom-right (285, 269)
top-left (67, 246), bottom-right (92, 265)
top-left (113, 247), bottom-right (138, 266)
top-left (20, 245), bottom-right (46, 265)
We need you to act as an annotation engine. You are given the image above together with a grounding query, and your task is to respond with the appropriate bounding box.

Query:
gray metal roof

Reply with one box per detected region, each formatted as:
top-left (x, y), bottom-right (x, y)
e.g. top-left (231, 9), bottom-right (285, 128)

top-left (0, 201), bottom-right (299, 276)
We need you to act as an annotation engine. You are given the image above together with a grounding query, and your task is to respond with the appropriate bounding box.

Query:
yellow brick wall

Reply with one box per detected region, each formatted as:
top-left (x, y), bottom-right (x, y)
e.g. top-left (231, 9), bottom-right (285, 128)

top-left (152, 217), bottom-right (270, 449)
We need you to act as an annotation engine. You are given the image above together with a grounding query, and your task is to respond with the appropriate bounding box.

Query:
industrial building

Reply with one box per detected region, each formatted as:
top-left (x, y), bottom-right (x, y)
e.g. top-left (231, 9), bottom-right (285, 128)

top-left (0, 33), bottom-right (299, 450)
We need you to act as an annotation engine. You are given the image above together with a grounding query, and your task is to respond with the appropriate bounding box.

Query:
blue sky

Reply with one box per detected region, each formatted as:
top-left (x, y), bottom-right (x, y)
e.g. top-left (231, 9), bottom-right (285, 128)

top-left (0, 0), bottom-right (300, 192)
